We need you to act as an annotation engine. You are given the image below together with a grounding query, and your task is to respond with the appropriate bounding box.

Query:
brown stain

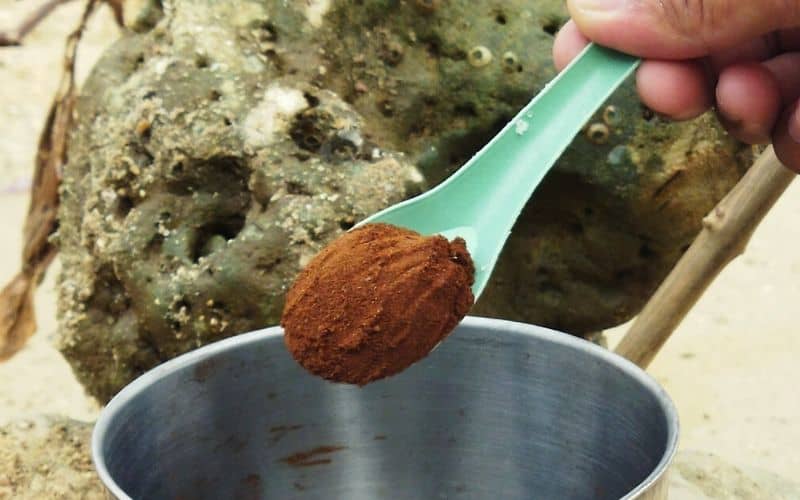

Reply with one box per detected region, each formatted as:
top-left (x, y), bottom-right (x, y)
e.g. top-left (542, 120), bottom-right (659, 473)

top-left (269, 424), bottom-right (304, 433)
top-left (213, 434), bottom-right (247, 454)
top-left (268, 424), bottom-right (304, 445)
top-left (280, 445), bottom-right (347, 467)
top-left (193, 358), bottom-right (216, 382)
top-left (373, 435), bottom-right (387, 441)
top-left (235, 473), bottom-right (262, 500)
top-left (243, 474), bottom-right (261, 487)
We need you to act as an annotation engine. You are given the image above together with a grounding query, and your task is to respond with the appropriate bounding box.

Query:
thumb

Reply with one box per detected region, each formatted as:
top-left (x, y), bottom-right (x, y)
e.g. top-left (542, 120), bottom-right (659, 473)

top-left (567, 0), bottom-right (800, 59)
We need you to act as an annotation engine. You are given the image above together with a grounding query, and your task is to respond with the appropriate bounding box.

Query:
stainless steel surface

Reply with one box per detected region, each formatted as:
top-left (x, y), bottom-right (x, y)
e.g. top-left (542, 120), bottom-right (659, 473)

top-left (93, 317), bottom-right (678, 500)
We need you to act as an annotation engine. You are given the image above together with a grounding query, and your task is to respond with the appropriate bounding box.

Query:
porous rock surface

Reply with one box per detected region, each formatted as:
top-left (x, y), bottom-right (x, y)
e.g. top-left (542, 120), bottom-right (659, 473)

top-left (57, 0), bottom-right (753, 401)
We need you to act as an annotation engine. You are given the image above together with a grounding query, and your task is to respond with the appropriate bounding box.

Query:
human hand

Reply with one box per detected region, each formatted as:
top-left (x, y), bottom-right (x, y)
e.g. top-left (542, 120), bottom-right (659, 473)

top-left (552, 0), bottom-right (800, 171)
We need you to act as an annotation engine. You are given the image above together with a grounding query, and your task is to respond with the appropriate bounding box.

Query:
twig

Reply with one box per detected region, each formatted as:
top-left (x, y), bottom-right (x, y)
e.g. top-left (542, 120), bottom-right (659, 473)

top-left (0, 0), bottom-right (99, 361)
top-left (615, 146), bottom-right (795, 368)
top-left (0, 0), bottom-right (75, 47)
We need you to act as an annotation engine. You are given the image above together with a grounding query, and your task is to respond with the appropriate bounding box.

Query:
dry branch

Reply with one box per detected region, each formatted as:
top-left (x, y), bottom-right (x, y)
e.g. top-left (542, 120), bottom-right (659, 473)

top-left (0, 0), bottom-right (75, 47)
top-left (0, 0), bottom-right (123, 47)
top-left (616, 146), bottom-right (795, 368)
top-left (0, 0), bottom-right (100, 361)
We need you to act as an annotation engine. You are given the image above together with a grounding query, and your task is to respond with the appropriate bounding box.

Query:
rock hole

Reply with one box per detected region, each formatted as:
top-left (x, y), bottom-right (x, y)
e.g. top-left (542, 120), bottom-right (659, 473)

top-left (195, 55), bottom-right (210, 69)
top-left (454, 102), bottom-right (477, 117)
top-left (303, 92), bottom-right (320, 107)
top-left (192, 215), bottom-right (246, 262)
top-left (639, 244), bottom-right (655, 259)
top-left (615, 269), bottom-right (634, 282)
top-left (174, 299), bottom-right (191, 313)
top-left (415, 0), bottom-right (438, 12)
top-left (450, 49), bottom-right (467, 61)
top-left (290, 109), bottom-right (333, 152)
top-left (130, 143), bottom-right (154, 168)
top-left (285, 181), bottom-right (313, 196)
top-left (293, 152), bottom-right (311, 162)
top-left (167, 156), bottom-right (249, 198)
top-left (425, 40), bottom-right (441, 57)
top-left (254, 21), bottom-right (278, 42)
top-left (88, 265), bottom-right (131, 315)
top-left (263, 49), bottom-right (284, 71)
top-left (495, 13), bottom-right (507, 25)
top-left (536, 280), bottom-right (561, 294)
top-left (139, 124), bottom-right (152, 142)
top-left (378, 99), bottom-right (394, 117)
top-left (209, 300), bottom-right (228, 313)
top-left (209, 90), bottom-right (222, 101)
top-left (117, 195), bottom-right (134, 217)
top-left (146, 233), bottom-right (164, 254)
top-left (541, 20), bottom-right (560, 35)
top-left (339, 220), bottom-right (355, 231)
top-left (540, 15), bottom-right (566, 36)
top-left (380, 43), bottom-right (404, 66)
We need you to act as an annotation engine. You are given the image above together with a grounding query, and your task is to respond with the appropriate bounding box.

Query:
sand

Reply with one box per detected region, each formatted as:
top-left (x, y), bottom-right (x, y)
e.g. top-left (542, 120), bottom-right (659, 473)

top-left (0, 0), bottom-right (798, 488)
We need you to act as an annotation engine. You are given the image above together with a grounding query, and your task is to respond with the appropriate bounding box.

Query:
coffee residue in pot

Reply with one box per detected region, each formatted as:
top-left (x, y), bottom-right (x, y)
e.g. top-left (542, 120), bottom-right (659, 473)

top-left (281, 223), bottom-right (475, 385)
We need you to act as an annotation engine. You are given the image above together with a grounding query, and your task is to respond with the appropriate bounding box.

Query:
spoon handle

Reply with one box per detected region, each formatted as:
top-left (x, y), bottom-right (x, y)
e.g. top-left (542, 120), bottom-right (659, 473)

top-left (441, 44), bottom-right (639, 292)
top-left (359, 44), bottom-right (639, 298)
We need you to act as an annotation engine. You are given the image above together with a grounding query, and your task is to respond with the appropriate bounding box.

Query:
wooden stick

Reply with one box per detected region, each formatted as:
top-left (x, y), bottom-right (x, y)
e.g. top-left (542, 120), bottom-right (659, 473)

top-left (615, 146), bottom-right (795, 368)
top-left (0, 0), bottom-right (75, 47)
top-left (0, 0), bottom-right (98, 361)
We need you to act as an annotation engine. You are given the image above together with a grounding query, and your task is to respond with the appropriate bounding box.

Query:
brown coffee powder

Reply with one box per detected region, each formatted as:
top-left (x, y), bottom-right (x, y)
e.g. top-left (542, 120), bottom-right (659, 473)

top-left (281, 223), bottom-right (475, 385)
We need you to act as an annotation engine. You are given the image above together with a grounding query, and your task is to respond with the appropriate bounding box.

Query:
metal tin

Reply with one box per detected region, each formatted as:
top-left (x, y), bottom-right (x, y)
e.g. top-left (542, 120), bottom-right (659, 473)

top-left (93, 317), bottom-right (677, 499)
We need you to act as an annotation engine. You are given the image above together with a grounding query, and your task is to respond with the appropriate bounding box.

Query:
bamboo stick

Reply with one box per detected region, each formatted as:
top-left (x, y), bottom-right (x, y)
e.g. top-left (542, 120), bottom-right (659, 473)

top-left (616, 146), bottom-right (795, 368)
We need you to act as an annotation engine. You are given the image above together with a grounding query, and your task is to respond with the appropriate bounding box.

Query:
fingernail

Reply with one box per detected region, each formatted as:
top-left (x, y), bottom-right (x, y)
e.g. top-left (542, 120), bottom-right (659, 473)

top-left (570, 0), bottom-right (627, 13)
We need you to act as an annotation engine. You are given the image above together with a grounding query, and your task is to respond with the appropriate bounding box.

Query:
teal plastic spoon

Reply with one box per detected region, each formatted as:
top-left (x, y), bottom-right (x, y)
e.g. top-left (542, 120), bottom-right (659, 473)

top-left (358, 44), bottom-right (639, 299)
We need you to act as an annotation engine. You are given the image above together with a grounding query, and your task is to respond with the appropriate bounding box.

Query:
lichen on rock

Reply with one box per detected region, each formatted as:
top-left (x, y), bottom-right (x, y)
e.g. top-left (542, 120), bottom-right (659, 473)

top-left (57, 0), bottom-right (753, 401)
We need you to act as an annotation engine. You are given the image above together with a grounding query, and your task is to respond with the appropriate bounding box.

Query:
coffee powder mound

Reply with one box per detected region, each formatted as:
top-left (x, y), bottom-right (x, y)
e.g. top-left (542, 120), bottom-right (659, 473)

top-left (281, 223), bottom-right (475, 385)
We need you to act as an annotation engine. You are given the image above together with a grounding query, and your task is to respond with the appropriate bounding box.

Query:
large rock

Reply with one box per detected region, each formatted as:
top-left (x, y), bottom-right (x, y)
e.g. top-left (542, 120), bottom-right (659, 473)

top-left (57, 0), bottom-right (753, 401)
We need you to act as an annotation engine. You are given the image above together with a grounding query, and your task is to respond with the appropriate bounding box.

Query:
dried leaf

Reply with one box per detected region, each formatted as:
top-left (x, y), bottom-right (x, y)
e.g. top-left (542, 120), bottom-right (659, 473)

top-left (0, 275), bottom-right (36, 361)
top-left (0, 0), bottom-right (76, 48)
top-left (0, 0), bottom-right (99, 361)
top-left (103, 0), bottom-right (126, 27)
